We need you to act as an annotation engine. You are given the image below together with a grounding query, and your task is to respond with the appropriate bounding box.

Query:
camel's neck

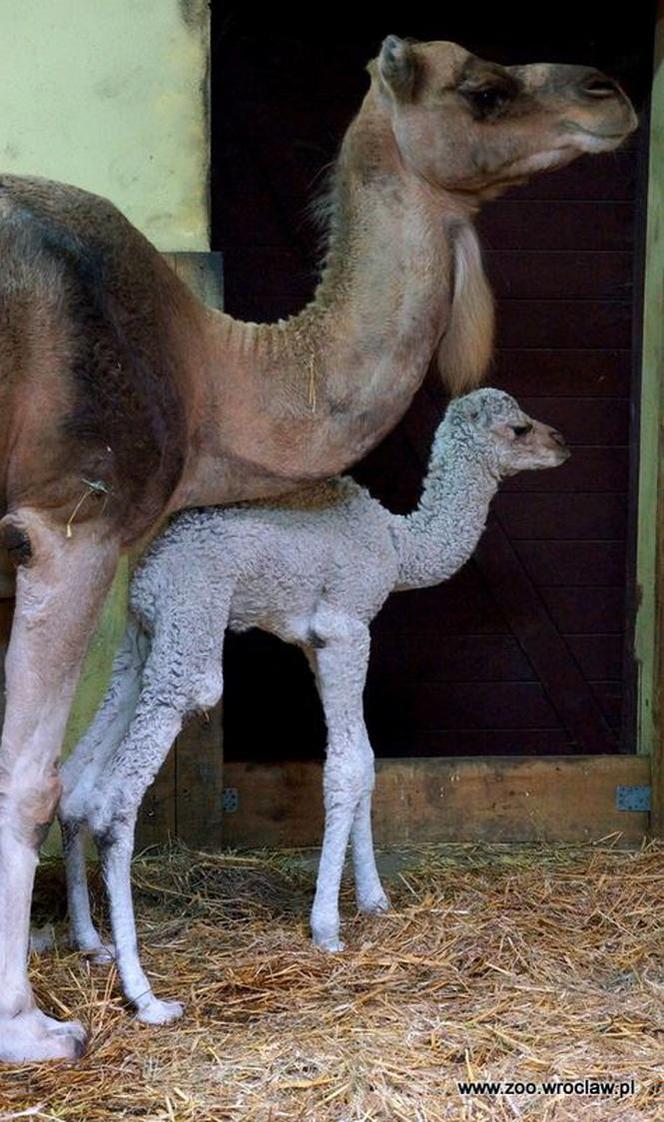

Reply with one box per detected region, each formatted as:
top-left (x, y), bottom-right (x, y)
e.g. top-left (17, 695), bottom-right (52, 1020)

top-left (173, 95), bottom-right (487, 510)
top-left (392, 430), bottom-right (499, 591)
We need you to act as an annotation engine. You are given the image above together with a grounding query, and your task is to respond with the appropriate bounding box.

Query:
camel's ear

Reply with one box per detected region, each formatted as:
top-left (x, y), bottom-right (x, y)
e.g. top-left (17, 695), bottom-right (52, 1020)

top-left (377, 35), bottom-right (419, 101)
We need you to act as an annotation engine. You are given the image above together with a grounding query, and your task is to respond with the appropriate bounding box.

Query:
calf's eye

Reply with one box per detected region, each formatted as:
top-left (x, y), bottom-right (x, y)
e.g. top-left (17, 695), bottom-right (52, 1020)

top-left (512, 424), bottom-right (532, 437)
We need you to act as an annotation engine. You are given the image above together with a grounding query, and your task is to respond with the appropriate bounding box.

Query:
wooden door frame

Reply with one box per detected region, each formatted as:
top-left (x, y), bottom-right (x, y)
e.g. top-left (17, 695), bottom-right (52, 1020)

top-left (634, 0), bottom-right (664, 836)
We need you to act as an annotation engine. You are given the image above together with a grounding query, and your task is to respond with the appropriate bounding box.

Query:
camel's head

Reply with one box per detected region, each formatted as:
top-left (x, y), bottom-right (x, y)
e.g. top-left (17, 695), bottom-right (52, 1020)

top-left (445, 388), bottom-right (570, 477)
top-left (371, 36), bottom-right (637, 198)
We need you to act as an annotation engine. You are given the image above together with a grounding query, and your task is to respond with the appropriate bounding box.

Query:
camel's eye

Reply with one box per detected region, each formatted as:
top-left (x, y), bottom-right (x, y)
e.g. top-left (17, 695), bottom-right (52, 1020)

top-left (459, 74), bottom-right (518, 119)
top-left (512, 423), bottom-right (532, 437)
top-left (462, 84), bottom-right (509, 118)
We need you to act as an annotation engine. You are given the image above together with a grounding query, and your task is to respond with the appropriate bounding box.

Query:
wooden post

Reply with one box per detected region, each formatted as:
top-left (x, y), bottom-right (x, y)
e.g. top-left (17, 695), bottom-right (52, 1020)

top-left (635, 1), bottom-right (664, 834)
top-left (133, 253), bottom-right (225, 852)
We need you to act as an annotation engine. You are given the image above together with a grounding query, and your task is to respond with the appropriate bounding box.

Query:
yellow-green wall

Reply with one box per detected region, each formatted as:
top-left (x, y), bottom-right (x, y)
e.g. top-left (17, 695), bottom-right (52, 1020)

top-left (0, 0), bottom-right (209, 250)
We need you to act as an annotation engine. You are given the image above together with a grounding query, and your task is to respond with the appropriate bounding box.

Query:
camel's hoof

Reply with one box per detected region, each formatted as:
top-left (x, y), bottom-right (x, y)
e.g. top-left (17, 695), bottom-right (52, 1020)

top-left (135, 997), bottom-right (185, 1025)
top-left (358, 892), bottom-right (390, 916)
top-left (0, 1009), bottom-right (87, 1062)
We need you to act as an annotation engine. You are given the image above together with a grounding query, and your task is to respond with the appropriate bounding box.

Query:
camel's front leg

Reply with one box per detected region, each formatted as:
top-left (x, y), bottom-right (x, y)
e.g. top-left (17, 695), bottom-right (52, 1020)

top-left (0, 509), bottom-right (117, 1063)
top-left (309, 617), bottom-right (387, 952)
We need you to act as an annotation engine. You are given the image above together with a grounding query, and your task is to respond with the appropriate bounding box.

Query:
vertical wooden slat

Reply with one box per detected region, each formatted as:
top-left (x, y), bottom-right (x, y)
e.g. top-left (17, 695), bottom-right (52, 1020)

top-left (156, 251), bottom-right (225, 849)
top-left (163, 252), bottom-right (224, 310)
top-left (635, 3), bottom-right (664, 833)
top-left (175, 705), bottom-right (224, 849)
top-left (135, 752), bottom-right (177, 851)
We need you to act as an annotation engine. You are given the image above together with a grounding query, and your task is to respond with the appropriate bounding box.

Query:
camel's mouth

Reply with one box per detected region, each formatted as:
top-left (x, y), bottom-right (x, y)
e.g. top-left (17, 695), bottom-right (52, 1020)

top-left (571, 125), bottom-right (632, 142)
top-left (562, 114), bottom-right (638, 150)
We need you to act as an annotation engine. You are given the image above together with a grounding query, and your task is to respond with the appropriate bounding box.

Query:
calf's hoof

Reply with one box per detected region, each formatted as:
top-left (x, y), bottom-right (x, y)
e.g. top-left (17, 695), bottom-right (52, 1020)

top-left (313, 932), bottom-right (345, 953)
top-left (358, 891), bottom-right (390, 916)
top-left (29, 924), bottom-right (56, 954)
top-left (0, 1009), bottom-right (87, 1062)
top-left (85, 942), bottom-right (116, 966)
top-left (135, 997), bottom-right (185, 1025)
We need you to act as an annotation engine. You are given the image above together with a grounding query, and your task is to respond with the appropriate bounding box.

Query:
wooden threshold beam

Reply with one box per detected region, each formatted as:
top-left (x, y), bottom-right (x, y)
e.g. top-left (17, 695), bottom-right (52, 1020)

top-left (222, 755), bottom-right (650, 848)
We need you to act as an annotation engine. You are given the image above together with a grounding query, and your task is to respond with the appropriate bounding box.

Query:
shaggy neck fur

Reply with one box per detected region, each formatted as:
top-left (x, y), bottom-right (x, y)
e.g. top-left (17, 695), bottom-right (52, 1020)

top-left (393, 425), bottom-right (499, 591)
top-left (177, 93), bottom-right (494, 507)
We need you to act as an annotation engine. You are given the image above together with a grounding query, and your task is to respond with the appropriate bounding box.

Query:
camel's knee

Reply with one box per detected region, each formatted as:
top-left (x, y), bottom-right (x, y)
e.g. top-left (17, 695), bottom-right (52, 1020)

top-left (0, 767), bottom-right (62, 850)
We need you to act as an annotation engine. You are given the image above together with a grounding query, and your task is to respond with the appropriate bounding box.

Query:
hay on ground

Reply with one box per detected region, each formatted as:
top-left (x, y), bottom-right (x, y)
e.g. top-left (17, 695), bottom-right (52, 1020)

top-left (0, 840), bottom-right (662, 1121)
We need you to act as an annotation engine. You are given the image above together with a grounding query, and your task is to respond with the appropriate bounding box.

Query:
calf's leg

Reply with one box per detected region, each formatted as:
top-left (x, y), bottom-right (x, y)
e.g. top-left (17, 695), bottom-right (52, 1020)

top-left (60, 619), bottom-right (149, 959)
top-left (309, 617), bottom-right (387, 952)
top-left (87, 612), bottom-right (225, 1022)
top-left (0, 509), bottom-right (117, 1062)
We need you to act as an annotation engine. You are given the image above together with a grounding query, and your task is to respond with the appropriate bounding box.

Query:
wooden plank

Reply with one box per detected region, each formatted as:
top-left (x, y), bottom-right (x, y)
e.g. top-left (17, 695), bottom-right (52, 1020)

top-left (222, 756), bottom-right (650, 847)
top-left (136, 752), bottom-right (176, 851)
top-left (365, 682), bottom-right (559, 731)
top-left (494, 492), bottom-right (627, 540)
top-left (474, 518), bottom-right (617, 752)
top-left (174, 703), bottom-right (224, 849)
top-left (477, 200), bottom-right (634, 250)
top-left (370, 632), bottom-right (623, 685)
top-left (486, 251), bottom-right (632, 301)
top-left (163, 251), bottom-right (224, 309)
top-left (151, 252), bottom-right (225, 848)
top-left (514, 540), bottom-right (626, 587)
top-left (506, 151), bottom-right (636, 201)
top-left (369, 634), bottom-right (535, 682)
top-left (377, 570), bottom-right (509, 635)
top-left (538, 587), bottom-right (625, 635)
top-left (367, 730), bottom-right (572, 757)
top-left (492, 350), bottom-right (632, 397)
top-left (496, 300), bottom-right (631, 350)
top-left (565, 636), bottom-right (624, 681)
top-left (635, 3), bottom-right (664, 832)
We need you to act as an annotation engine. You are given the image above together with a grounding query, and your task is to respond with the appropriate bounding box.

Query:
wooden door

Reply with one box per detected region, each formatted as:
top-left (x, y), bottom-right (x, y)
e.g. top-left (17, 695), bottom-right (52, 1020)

top-left (212, 5), bottom-right (654, 761)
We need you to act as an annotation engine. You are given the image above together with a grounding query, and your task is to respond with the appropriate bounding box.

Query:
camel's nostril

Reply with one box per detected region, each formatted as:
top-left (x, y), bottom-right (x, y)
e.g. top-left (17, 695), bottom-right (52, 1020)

top-left (550, 429), bottom-right (566, 447)
top-left (579, 71), bottom-right (620, 99)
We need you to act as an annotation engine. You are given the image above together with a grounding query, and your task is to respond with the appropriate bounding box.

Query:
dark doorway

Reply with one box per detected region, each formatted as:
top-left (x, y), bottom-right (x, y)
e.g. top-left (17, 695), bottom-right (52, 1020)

top-left (210, 4), bottom-right (655, 760)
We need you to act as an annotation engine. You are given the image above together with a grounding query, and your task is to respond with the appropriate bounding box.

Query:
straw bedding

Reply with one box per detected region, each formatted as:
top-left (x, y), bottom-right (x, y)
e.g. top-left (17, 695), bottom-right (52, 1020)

top-left (0, 841), bottom-right (662, 1121)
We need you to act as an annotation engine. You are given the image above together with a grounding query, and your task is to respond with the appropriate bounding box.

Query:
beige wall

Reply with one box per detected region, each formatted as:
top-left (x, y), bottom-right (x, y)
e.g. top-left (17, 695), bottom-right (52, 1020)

top-left (0, 0), bottom-right (209, 250)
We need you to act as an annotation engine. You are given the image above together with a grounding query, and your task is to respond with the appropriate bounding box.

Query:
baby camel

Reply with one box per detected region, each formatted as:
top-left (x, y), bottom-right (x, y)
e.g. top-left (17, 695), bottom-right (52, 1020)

top-left (59, 389), bottom-right (568, 1022)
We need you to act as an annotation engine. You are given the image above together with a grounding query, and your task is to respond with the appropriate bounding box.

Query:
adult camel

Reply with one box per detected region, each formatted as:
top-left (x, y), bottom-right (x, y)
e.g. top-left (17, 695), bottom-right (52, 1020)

top-left (0, 36), bottom-right (635, 1061)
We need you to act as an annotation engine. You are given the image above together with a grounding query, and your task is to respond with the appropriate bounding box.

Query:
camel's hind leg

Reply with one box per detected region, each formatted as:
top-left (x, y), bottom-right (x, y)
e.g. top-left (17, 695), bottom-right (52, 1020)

top-left (59, 618), bottom-right (149, 960)
top-left (86, 602), bottom-right (226, 1023)
top-left (0, 508), bottom-right (118, 1063)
